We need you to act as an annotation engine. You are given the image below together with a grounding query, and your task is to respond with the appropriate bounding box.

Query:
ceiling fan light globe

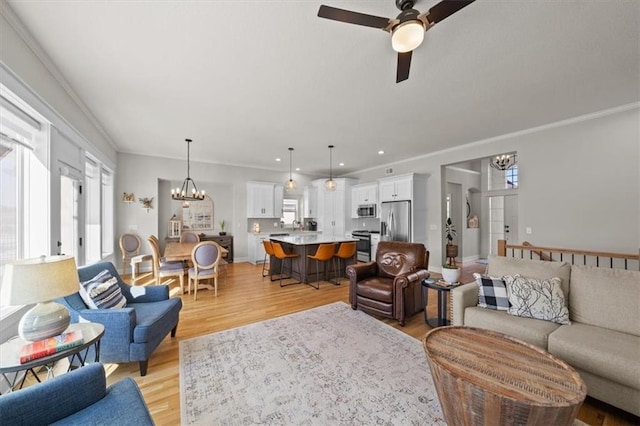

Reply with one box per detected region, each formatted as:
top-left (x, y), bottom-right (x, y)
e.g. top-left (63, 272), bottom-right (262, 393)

top-left (391, 20), bottom-right (425, 53)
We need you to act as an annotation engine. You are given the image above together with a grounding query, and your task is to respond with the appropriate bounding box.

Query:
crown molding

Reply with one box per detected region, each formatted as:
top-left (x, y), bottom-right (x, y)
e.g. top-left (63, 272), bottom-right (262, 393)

top-left (344, 102), bottom-right (640, 177)
top-left (0, 1), bottom-right (118, 152)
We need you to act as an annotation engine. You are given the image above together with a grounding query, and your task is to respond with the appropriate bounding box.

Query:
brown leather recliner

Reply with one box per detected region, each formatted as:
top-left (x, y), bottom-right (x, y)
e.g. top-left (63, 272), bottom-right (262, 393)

top-left (346, 241), bottom-right (430, 326)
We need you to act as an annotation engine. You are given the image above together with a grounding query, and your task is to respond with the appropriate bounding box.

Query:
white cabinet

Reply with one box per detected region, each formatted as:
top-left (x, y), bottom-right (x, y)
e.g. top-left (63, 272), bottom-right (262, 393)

top-left (379, 175), bottom-right (413, 202)
top-left (303, 186), bottom-right (318, 218)
top-left (313, 178), bottom-right (356, 237)
top-left (247, 182), bottom-right (283, 218)
top-left (351, 183), bottom-right (378, 218)
top-left (248, 233), bottom-right (268, 265)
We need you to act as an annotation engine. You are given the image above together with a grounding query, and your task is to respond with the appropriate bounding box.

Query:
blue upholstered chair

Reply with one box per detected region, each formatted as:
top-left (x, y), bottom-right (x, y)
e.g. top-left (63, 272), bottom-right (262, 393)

top-left (57, 261), bottom-right (182, 376)
top-left (0, 363), bottom-right (154, 425)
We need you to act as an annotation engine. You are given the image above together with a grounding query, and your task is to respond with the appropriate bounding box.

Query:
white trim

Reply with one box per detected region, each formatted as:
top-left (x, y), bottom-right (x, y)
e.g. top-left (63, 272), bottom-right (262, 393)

top-left (445, 166), bottom-right (481, 175)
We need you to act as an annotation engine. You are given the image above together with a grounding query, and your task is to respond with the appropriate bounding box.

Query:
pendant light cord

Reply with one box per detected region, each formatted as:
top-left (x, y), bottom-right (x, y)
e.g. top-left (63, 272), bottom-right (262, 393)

top-left (328, 144), bottom-right (334, 180)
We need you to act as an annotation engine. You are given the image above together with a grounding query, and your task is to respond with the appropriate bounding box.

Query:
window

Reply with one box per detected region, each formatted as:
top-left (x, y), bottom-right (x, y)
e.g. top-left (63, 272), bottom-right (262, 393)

top-left (85, 157), bottom-right (101, 264)
top-left (0, 87), bottom-right (49, 319)
top-left (506, 166), bottom-right (518, 189)
top-left (488, 163), bottom-right (519, 190)
top-left (85, 158), bottom-right (114, 263)
top-left (281, 199), bottom-right (299, 225)
top-left (101, 168), bottom-right (114, 257)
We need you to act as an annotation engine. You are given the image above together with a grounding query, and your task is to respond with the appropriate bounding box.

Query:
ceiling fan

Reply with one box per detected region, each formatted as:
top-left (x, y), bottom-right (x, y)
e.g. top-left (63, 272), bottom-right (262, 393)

top-left (318, 0), bottom-right (475, 83)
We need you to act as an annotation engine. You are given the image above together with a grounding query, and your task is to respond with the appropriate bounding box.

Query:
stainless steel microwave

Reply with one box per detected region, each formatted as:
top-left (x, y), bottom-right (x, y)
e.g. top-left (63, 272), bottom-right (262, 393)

top-left (357, 204), bottom-right (376, 218)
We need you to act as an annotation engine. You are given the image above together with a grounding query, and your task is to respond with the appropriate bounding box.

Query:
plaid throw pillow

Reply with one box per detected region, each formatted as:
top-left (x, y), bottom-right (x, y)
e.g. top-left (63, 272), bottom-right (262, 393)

top-left (473, 272), bottom-right (510, 311)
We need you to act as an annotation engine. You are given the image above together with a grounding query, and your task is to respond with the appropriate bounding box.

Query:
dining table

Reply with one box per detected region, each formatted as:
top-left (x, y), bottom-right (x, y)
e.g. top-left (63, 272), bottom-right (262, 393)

top-left (163, 242), bottom-right (229, 292)
top-left (163, 242), bottom-right (228, 262)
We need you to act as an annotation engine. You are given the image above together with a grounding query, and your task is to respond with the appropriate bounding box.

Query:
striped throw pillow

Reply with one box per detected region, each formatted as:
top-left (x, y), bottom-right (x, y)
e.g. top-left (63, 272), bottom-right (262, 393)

top-left (79, 269), bottom-right (127, 309)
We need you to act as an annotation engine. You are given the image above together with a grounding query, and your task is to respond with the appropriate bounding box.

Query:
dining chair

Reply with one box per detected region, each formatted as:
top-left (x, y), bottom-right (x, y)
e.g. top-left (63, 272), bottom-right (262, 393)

top-left (262, 240), bottom-right (276, 281)
top-left (118, 234), bottom-right (152, 281)
top-left (270, 241), bottom-right (300, 288)
top-left (307, 243), bottom-right (336, 289)
top-left (180, 231), bottom-right (200, 243)
top-left (332, 241), bottom-right (357, 285)
top-left (148, 237), bottom-right (185, 293)
top-left (188, 241), bottom-right (223, 300)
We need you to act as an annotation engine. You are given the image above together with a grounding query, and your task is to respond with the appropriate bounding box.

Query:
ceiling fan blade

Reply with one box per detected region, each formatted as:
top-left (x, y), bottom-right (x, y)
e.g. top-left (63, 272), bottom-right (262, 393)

top-left (318, 5), bottom-right (391, 29)
top-left (396, 51), bottom-right (412, 83)
top-left (427, 0), bottom-right (475, 24)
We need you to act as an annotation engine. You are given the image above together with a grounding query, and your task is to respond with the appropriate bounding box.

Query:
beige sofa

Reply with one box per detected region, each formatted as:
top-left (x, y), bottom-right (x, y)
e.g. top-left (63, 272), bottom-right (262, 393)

top-left (451, 255), bottom-right (640, 417)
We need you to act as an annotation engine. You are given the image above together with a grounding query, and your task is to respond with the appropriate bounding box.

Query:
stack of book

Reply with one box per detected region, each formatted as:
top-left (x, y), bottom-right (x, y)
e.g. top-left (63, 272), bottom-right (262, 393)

top-left (19, 330), bottom-right (85, 364)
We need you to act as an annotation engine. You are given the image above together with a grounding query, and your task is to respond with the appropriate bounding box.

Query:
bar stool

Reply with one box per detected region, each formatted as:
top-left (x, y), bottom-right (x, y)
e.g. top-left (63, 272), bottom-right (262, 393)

top-left (307, 243), bottom-right (336, 290)
top-left (270, 242), bottom-right (300, 288)
top-left (332, 241), bottom-right (357, 285)
top-left (262, 240), bottom-right (276, 281)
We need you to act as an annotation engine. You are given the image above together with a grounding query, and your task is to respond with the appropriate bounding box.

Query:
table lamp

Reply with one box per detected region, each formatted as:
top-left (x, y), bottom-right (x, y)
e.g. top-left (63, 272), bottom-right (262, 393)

top-left (1, 255), bottom-right (79, 342)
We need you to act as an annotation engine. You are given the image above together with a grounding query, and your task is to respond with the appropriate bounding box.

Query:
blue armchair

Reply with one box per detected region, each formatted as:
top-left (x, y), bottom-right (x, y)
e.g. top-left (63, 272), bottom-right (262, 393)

top-left (0, 363), bottom-right (154, 425)
top-left (57, 261), bottom-right (182, 376)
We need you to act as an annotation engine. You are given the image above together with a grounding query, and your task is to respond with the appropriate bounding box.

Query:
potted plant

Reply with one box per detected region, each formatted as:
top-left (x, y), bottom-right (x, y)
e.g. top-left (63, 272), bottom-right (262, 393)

top-left (218, 220), bottom-right (227, 236)
top-left (442, 217), bottom-right (460, 284)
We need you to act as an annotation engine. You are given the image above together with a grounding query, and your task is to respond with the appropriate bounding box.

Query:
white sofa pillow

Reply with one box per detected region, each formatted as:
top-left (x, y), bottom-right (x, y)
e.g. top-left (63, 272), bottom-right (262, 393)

top-left (504, 274), bottom-right (570, 325)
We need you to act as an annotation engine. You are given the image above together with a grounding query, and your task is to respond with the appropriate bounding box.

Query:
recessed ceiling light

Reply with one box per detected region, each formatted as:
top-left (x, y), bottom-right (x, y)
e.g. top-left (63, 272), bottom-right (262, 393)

top-left (339, 162), bottom-right (344, 167)
top-left (378, 150), bottom-right (385, 155)
top-left (295, 167), bottom-right (300, 171)
top-left (275, 158), bottom-right (281, 162)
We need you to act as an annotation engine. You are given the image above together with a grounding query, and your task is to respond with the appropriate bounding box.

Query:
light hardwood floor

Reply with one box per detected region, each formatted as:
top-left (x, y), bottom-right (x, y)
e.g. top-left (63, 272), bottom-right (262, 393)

top-left (95, 262), bottom-right (638, 425)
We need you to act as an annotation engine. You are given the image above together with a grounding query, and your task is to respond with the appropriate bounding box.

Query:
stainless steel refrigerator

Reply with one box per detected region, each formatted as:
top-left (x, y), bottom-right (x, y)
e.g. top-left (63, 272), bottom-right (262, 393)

top-left (380, 200), bottom-right (411, 242)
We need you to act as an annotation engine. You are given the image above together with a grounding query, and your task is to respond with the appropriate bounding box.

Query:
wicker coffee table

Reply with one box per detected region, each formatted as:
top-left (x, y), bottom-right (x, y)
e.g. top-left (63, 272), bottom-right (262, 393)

top-left (423, 326), bottom-right (586, 426)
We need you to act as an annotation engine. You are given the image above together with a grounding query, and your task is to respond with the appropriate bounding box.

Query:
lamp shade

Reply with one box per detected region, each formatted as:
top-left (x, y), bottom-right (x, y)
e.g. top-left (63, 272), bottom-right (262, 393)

top-left (2, 256), bottom-right (79, 341)
top-left (1, 255), bottom-right (79, 305)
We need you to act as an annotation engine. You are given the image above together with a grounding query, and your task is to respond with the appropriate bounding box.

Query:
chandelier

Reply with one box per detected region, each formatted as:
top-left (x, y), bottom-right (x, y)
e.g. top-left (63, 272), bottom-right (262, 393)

top-left (171, 139), bottom-right (205, 201)
top-left (490, 153), bottom-right (517, 171)
top-left (325, 145), bottom-right (336, 192)
top-left (284, 147), bottom-right (297, 192)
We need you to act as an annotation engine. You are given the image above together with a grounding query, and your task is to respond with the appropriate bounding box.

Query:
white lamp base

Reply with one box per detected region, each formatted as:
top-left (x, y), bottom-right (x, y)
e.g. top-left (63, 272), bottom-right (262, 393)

top-left (19, 301), bottom-right (71, 342)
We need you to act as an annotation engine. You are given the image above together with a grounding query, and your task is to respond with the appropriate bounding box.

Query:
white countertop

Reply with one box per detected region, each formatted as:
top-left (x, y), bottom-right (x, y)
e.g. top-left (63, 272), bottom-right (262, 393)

top-left (269, 234), bottom-right (356, 245)
top-left (249, 231), bottom-right (321, 237)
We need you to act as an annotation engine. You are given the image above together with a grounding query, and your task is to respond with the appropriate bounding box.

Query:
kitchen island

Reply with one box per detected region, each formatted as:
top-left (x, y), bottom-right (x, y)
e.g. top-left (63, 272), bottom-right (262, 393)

top-left (268, 234), bottom-right (358, 285)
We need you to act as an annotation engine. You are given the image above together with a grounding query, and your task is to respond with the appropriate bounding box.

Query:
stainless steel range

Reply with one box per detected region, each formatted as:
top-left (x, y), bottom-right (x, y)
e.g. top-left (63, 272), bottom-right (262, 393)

top-left (350, 230), bottom-right (380, 262)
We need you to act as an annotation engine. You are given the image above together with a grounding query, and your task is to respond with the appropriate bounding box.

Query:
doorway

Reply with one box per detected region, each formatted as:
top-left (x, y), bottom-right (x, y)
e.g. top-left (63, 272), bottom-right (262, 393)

top-left (60, 173), bottom-right (82, 261)
top-left (488, 194), bottom-right (518, 255)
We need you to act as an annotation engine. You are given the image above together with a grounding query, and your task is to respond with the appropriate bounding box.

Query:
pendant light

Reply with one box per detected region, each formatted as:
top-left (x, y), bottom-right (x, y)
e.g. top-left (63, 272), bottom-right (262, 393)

top-left (284, 147), bottom-right (297, 192)
top-left (171, 139), bottom-right (205, 201)
top-left (325, 144), bottom-right (337, 192)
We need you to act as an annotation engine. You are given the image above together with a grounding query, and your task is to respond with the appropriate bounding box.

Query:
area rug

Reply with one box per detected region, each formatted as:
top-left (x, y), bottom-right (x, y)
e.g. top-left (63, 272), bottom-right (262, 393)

top-left (179, 302), bottom-right (445, 425)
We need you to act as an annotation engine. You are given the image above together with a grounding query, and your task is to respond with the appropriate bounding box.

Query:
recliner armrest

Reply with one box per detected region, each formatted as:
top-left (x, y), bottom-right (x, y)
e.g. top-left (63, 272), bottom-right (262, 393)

top-left (346, 261), bottom-right (378, 282)
top-left (393, 269), bottom-right (430, 289)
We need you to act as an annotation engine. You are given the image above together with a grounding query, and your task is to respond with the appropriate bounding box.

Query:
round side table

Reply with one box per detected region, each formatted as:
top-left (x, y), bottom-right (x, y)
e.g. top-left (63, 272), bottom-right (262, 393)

top-left (0, 322), bottom-right (105, 393)
top-left (422, 278), bottom-right (460, 327)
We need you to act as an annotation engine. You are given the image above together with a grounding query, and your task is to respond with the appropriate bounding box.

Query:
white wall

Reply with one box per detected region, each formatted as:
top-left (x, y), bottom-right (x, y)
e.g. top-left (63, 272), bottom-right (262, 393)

top-left (116, 153), bottom-right (316, 267)
top-left (0, 9), bottom-right (116, 165)
top-left (347, 106), bottom-right (640, 269)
